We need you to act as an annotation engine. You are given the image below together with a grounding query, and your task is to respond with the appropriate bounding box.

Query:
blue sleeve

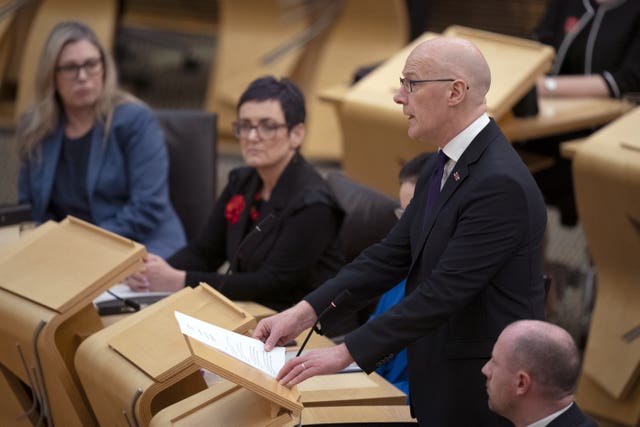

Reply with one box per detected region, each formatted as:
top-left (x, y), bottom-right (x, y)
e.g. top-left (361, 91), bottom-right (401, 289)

top-left (96, 104), bottom-right (172, 241)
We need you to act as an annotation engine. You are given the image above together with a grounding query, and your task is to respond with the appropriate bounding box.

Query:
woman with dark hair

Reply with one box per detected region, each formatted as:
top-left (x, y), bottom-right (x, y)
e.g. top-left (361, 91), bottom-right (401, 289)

top-left (128, 76), bottom-right (344, 312)
top-left (16, 21), bottom-right (185, 257)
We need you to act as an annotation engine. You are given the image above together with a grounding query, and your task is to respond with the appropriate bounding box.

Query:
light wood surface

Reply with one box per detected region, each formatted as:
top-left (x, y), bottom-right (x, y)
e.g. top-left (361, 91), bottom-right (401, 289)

top-left (205, 0), bottom-right (408, 161)
top-left (234, 300), bottom-right (277, 322)
top-left (76, 285), bottom-right (258, 426)
top-left (300, 405), bottom-right (415, 425)
top-left (149, 379), bottom-right (295, 427)
top-left (299, 371), bottom-right (406, 407)
top-left (500, 97), bottom-right (633, 142)
top-left (0, 217), bottom-right (145, 427)
top-left (573, 107), bottom-right (640, 426)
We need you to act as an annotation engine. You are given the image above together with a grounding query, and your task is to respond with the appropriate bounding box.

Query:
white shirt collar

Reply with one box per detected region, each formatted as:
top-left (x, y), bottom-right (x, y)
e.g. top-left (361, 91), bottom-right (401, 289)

top-left (526, 402), bottom-right (574, 427)
top-left (437, 113), bottom-right (490, 187)
top-left (441, 113), bottom-right (490, 162)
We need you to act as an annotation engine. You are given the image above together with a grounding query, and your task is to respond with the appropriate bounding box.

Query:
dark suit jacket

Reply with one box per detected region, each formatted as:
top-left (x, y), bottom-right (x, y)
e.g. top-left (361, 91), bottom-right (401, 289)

top-left (547, 402), bottom-right (599, 427)
top-left (305, 119), bottom-right (547, 426)
top-left (169, 152), bottom-right (344, 311)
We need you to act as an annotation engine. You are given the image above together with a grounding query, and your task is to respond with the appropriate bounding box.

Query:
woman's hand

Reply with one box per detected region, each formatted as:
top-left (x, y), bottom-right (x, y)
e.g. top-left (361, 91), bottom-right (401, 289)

top-left (125, 254), bottom-right (185, 292)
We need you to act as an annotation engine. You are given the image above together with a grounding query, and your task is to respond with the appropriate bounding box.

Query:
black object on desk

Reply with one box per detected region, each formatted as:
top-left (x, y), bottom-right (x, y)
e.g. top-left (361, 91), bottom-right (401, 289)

top-left (0, 203), bottom-right (32, 226)
top-left (512, 86), bottom-right (539, 118)
top-left (96, 294), bottom-right (169, 315)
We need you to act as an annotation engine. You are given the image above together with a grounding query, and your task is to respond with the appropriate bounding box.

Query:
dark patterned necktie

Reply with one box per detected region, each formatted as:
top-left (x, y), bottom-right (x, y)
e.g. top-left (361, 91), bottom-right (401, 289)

top-left (424, 150), bottom-right (448, 227)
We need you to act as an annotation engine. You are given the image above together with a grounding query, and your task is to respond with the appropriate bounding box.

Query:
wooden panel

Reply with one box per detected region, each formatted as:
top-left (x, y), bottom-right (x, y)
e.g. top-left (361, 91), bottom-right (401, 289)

top-left (301, 405), bottom-right (415, 425)
top-left (109, 285), bottom-right (255, 382)
top-left (299, 372), bottom-right (406, 407)
top-left (0, 217), bottom-right (144, 312)
top-left (573, 107), bottom-right (640, 426)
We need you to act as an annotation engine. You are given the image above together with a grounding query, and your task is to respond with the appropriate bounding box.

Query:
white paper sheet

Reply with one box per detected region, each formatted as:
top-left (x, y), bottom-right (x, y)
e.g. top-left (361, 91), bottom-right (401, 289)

top-left (174, 310), bottom-right (285, 377)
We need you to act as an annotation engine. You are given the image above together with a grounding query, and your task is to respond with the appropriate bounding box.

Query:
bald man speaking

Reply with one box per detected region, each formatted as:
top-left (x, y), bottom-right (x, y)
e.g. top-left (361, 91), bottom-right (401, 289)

top-left (254, 37), bottom-right (547, 426)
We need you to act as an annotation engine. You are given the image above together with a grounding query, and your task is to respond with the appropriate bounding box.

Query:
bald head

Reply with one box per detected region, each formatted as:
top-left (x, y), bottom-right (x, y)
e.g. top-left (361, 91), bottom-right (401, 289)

top-left (408, 37), bottom-right (491, 105)
top-left (503, 320), bottom-right (581, 400)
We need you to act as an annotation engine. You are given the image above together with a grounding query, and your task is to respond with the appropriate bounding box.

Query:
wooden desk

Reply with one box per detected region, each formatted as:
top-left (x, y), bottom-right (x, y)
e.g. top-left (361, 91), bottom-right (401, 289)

top-left (0, 218), bottom-right (144, 427)
top-left (299, 372), bottom-right (406, 407)
top-left (500, 97), bottom-right (633, 142)
top-left (300, 405), bottom-right (415, 425)
top-left (77, 286), bottom-right (256, 426)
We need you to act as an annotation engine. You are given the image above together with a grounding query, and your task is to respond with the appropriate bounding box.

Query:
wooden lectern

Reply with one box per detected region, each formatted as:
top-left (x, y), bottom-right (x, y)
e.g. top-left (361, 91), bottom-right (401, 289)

top-left (180, 326), bottom-right (303, 425)
top-left (75, 285), bottom-right (258, 426)
top-left (572, 107), bottom-right (640, 426)
top-left (0, 217), bottom-right (145, 426)
top-left (321, 26), bottom-right (554, 197)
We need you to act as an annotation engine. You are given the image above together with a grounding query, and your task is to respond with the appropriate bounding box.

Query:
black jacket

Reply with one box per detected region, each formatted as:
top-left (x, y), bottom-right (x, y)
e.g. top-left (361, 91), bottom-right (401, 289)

top-left (534, 0), bottom-right (640, 98)
top-left (306, 120), bottom-right (547, 426)
top-left (169, 152), bottom-right (344, 311)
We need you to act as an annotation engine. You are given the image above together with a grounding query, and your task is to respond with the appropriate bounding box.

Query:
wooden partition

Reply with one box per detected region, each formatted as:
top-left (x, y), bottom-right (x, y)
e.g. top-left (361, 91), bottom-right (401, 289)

top-left (572, 107), bottom-right (640, 426)
top-left (205, 0), bottom-right (408, 161)
top-left (75, 285), bottom-right (257, 426)
top-left (0, 217), bottom-right (145, 426)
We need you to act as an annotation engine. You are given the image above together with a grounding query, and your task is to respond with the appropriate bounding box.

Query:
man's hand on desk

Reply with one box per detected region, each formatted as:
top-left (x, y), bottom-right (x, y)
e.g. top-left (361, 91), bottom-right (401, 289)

top-left (125, 253), bottom-right (185, 292)
top-left (277, 344), bottom-right (354, 387)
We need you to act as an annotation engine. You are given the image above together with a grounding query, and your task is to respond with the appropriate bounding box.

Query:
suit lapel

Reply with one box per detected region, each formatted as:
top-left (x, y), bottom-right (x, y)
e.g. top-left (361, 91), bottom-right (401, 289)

top-left (412, 120), bottom-right (500, 263)
top-left (86, 121), bottom-right (106, 197)
top-left (35, 127), bottom-right (64, 217)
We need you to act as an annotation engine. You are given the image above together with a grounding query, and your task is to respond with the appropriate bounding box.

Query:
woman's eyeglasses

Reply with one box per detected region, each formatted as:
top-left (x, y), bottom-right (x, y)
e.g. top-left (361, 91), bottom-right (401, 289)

top-left (56, 58), bottom-right (103, 80)
top-left (232, 120), bottom-right (289, 139)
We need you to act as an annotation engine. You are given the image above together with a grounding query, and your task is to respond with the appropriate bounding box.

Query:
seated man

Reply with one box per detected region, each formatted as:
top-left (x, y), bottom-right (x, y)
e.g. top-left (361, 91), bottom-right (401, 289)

top-left (369, 152), bottom-right (430, 397)
top-left (482, 320), bottom-right (597, 427)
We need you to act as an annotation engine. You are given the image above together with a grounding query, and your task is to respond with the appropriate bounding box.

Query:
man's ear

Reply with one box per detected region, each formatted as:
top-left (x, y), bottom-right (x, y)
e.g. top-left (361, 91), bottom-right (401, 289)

top-left (289, 123), bottom-right (305, 149)
top-left (448, 79), bottom-right (468, 106)
top-left (515, 370), bottom-right (532, 396)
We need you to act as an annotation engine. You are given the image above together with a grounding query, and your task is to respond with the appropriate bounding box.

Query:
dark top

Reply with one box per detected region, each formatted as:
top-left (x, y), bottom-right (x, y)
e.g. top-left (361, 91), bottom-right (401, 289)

top-left (49, 129), bottom-right (93, 223)
top-left (168, 152), bottom-right (344, 311)
top-left (19, 103), bottom-right (186, 258)
top-left (305, 120), bottom-right (546, 425)
top-left (534, 0), bottom-right (640, 98)
top-left (547, 402), bottom-right (599, 427)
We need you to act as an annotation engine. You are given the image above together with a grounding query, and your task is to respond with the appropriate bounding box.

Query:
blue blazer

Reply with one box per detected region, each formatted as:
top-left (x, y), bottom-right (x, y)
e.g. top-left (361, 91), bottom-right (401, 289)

top-left (19, 103), bottom-right (186, 258)
top-left (306, 119), bottom-right (547, 426)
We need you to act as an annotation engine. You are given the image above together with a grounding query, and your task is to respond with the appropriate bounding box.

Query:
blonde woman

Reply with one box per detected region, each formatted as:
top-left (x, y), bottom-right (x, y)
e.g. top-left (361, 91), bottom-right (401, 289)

top-left (17, 21), bottom-right (185, 257)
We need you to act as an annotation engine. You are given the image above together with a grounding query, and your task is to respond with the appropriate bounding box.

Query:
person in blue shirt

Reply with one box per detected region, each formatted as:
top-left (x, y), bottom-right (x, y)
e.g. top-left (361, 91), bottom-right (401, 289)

top-left (16, 22), bottom-right (185, 258)
top-left (369, 152), bottom-right (431, 398)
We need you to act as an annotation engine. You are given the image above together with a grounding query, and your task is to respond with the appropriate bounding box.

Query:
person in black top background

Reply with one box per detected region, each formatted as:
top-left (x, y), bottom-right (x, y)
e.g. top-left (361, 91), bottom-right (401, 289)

top-left (127, 76), bottom-right (344, 311)
top-left (534, 0), bottom-right (640, 98)
top-left (519, 0), bottom-right (640, 226)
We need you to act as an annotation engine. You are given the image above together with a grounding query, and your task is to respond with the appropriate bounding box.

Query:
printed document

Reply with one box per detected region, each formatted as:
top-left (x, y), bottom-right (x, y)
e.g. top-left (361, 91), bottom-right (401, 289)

top-left (174, 311), bottom-right (285, 377)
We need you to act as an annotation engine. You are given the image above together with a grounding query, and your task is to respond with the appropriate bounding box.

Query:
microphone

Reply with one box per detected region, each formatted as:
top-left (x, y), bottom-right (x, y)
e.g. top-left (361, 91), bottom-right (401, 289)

top-left (296, 289), bottom-right (351, 357)
top-left (106, 289), bottom-right (141, 312)
top-left (218, 212), bottom-right (275, 293)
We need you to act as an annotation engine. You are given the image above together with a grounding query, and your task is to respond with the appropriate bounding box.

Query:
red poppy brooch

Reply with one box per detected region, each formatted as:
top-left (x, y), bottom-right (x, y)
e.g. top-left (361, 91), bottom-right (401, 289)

top-left (225, 195), bottom-right (245, 224)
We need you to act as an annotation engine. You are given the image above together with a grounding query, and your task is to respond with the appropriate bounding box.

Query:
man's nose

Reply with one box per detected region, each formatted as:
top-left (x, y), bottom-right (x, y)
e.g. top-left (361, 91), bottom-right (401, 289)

top-left (393, 88), bottom-right (407, 105)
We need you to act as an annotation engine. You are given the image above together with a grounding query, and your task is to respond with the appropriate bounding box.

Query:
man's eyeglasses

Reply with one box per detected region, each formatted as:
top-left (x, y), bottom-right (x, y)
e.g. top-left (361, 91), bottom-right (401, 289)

top-left (399, 77), bottom-right (455, 93)
top-left (232, 120), bottom-right (289, 139)
top-left (56, 58), bottom-right (103, 80)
